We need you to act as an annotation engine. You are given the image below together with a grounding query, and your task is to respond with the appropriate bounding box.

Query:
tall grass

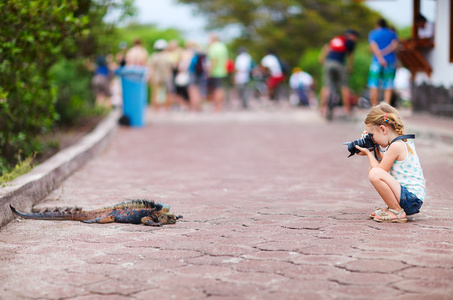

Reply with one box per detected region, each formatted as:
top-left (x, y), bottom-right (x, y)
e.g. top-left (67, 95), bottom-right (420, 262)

top-left (0, 153), bottom-right (36, 186)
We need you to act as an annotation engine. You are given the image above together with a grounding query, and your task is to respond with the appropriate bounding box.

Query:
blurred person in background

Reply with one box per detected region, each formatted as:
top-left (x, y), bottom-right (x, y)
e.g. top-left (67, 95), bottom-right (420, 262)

top-left (188, 44), bottom-right (207, 112)
top-left (260, 49), bottom-right (284, 101)
top-left (173, 41), bottom-right (194, 111)
top-left (289, 67), bottom-right (315, 107)
top-left (319, 29), bottom-right (359, 117)
top-left (110, 42), bottom-right (128, 107)
top-left (207, 33), bottom-right (228, 112)
top-left (125, 38), bottom-right (148, 66)
top-left (148, 39), bottom-right (173, 111)
top-left (415, 13), bottom-right (434, 40)
top-left (167, 40), bottom-right (183, 109)
top-left (234, 47), bottom-right (252, 109)
top-left (367, 18), bottom-right (399, 106)
top-left (91, 55), bottom-right (111, 108)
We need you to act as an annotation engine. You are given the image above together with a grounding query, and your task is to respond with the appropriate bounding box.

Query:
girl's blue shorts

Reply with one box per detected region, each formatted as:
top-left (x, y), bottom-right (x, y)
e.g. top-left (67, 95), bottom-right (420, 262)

top-left (400, 185), bottom-right (423, 215)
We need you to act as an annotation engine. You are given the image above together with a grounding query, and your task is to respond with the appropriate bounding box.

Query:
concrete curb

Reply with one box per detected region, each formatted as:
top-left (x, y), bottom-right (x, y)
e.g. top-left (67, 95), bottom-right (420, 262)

top-left (0, 109), bottom-right (121, 227)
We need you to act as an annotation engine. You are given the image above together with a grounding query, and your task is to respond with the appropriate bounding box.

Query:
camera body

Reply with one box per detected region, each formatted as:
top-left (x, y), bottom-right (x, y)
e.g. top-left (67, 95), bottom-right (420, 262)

top-left (344, 133), bottom-right (376, 157)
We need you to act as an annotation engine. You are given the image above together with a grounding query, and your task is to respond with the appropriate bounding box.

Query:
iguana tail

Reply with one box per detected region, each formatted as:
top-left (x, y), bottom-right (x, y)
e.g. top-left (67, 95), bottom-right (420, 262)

top-left (10, 205), bottom-right (95, 221)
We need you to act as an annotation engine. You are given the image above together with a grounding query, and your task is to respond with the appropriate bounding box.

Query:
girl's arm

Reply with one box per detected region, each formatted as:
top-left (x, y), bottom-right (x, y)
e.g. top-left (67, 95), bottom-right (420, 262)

top-left (356, 141), bottom-right (404, 171)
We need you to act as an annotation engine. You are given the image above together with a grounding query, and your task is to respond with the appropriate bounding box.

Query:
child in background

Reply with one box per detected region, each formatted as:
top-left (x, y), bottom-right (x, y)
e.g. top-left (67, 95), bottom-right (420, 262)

top-left (91, 56), bottom-right (111, 108)
top-left (289, 67), bottom-right (314, 106)
top-left (355, 103), bottom-right (426, 223)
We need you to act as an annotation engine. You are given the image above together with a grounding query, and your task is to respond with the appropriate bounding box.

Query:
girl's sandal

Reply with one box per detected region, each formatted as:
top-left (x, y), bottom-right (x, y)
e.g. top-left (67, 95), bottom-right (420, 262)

top-left (370, 206), bottom-right (389, 219)
top-left (373, 208), bottom-right (407, 223)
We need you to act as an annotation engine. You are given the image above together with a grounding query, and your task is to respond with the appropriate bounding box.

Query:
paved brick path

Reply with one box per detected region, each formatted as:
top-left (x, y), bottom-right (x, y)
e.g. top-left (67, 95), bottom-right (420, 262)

top-left (1, 107), bottom-right (453, 299)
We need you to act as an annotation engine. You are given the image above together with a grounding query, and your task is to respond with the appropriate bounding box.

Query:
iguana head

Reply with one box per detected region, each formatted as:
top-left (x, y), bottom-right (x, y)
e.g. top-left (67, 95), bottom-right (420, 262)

top-left (158, 212), bottom-right (183, 224)
top-left (157, 205), bottom-right (183, 224)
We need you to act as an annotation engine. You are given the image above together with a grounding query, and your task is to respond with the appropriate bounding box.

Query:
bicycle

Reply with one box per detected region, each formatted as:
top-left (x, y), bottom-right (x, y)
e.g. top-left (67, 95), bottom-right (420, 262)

top-left (326, 68), bottom-right (341, 121)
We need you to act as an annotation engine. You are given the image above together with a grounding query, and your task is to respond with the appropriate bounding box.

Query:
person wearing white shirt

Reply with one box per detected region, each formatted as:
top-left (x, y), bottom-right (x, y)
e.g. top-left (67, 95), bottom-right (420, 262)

top-left (289, 67), bottom-right (314, 106)
top-left (234, 47), bottom-right (252, 109)
top-left (416, 14), bottom-right (434, 40)
top-left (260, 50), bottom-right (284, 100)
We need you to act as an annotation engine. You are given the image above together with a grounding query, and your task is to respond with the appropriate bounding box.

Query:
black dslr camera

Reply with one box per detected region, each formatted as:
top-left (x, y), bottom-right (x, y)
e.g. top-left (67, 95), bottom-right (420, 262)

top-left (344, 134), bottom-right (376, 157)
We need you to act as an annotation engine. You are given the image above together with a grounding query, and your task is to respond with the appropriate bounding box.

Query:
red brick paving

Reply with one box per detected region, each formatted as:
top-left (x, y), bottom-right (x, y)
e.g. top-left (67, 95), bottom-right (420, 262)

top-left (1, 106), bottom-right (453, 299)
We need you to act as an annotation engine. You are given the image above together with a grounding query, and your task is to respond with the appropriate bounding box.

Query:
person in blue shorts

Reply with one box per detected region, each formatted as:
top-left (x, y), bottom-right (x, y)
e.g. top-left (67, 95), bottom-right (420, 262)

top-left (367, 18), bottom-right (399, 106)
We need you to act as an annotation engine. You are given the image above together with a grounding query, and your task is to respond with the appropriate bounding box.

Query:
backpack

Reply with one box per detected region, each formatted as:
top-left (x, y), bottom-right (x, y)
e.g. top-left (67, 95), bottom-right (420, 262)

top-left (226, 58), bottom-right (235, 74)
top-left (195, 53), bottom-right (206, 75)
top-left (278, 57), bottom-right (291, 76)
top-left (329, 35), bottom-right (347, 52)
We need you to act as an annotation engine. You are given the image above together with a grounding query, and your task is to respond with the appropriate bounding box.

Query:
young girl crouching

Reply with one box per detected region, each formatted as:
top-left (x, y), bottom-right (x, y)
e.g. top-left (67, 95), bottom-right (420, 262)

top-left (355, 103), bottom-right (426, 223)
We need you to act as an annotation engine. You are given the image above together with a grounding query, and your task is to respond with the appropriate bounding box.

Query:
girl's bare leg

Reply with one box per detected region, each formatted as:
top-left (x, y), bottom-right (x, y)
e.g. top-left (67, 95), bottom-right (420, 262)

top-left (368, 167), bottom-right (406, 220)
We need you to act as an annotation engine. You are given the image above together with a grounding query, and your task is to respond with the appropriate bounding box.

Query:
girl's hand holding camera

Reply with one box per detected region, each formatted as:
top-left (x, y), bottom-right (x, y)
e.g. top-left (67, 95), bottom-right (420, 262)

top-left (343, 103), bottom-right (425, 223)
top-left (355, 145), bottom-right (370, 156)
top-left (356, 130), bottom-right (372, 156)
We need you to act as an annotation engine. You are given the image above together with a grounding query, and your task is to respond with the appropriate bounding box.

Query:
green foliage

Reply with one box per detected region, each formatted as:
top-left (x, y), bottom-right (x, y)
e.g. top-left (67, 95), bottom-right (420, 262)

top-left (113, 24), bottom-right (183, 53)
top-left (397, 26), bottom-right (412, 40)
top-left (348, 42), bottom-right (371, 94)
top-left (0, 0), bottom-right (136, 173)
top-left (178, 0), bottom-right (381, 66)
top-left (50, 59), bottom-right (96, 126)
top-left (0, 153), bottom-right (35, 185)
top-left (73, 0), bottom-right (137, 57)
top-left (0, 0), bottom-right (89, 170)
top-left (297, 47), bottom-right (323, 91)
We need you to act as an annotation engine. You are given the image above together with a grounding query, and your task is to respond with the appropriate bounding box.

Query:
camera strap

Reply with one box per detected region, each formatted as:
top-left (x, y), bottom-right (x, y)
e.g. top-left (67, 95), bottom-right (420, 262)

top-left (389, 134), bottom-right (415, 146)
top-left (374, 134), bottom-right (415, 161)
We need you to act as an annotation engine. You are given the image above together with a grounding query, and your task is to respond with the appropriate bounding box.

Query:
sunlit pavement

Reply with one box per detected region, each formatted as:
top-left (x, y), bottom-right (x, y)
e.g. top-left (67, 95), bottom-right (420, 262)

top-left (1, 102), bottom-right (453, 299)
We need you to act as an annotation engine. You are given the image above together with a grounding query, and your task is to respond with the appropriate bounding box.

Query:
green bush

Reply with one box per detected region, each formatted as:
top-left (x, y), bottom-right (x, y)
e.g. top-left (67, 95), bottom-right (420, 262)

top-left (298, 47), bottom-right (324, 92)
top-left (51, 59), bottom-right (96, 126)
top-left (114, 24), bottom-right (183, 52)
top-left (349, 42), bottom-right (372, 95)
top-left (0, 152), bottom-right (35, 185)
top-left (0, 0), bottom-right (88, 175)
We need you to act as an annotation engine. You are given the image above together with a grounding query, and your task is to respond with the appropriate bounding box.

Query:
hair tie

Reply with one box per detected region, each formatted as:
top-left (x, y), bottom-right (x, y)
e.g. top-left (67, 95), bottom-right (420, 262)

top-left (384, 113), bottom-right (389, 123)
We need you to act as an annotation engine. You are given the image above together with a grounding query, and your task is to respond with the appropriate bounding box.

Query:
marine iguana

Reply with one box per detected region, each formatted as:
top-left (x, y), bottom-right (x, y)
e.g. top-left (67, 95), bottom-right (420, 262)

top-left (10, 199), bottom-right (182, 226)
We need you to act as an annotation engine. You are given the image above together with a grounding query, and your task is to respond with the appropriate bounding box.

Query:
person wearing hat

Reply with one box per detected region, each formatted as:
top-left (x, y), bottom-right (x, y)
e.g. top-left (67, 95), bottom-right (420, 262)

top-left (148, 39), bottom-right (172, 111)
top-left (319, 29), bottom-right (360, 117)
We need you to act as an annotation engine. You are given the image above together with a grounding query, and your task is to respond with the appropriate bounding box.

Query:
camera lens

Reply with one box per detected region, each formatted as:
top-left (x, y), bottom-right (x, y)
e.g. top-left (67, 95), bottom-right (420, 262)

top-left (343, 134), bottom-right (376, 157)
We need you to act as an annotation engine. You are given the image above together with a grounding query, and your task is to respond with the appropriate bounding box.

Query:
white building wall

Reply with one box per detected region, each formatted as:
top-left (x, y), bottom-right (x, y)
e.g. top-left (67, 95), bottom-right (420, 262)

top-left (429, 0), bottom-right (453, 87)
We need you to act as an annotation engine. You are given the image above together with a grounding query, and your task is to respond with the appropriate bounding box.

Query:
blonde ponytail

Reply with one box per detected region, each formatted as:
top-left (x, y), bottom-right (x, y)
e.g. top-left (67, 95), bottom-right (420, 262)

top-left (364, 103), bottom-right (405, 135)
top-left (365, 103), bottom-right (414, 154)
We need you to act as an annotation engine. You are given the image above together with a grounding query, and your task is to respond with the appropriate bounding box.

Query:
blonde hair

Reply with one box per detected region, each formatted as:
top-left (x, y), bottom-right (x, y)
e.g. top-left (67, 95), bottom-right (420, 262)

top-left (365, 103), bottom-right (413, 153)
top-left (365, 103), bottom-right (405, 135)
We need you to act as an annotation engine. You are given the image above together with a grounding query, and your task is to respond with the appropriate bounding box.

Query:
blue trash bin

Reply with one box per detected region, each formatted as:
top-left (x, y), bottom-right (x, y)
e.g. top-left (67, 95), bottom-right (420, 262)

top-left (116, 66), bottom-right (148, 127)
